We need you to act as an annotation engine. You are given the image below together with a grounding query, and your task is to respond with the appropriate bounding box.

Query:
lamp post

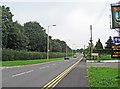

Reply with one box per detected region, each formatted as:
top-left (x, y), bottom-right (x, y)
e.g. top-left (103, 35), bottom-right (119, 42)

top-left (47, 25), bottom-right (56, 60)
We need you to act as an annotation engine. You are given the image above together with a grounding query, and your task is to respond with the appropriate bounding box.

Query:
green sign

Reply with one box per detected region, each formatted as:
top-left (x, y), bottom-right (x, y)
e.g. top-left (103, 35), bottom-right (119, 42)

top-left (111, 4), bottom-right (120, 29)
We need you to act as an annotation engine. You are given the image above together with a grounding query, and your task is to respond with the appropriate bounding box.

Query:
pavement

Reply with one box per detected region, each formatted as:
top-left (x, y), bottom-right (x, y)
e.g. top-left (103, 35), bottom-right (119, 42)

top-left (55, 60), bottom-right (88, 88)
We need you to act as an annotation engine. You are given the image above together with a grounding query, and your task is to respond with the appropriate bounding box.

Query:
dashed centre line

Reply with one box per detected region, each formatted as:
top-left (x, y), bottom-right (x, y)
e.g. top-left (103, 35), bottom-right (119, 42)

top-left (12, 70), bottom-right (34, 77)
top-left (39, 66), bottom-right (50, 69)
top-left (52, 64), bottom-right (56, 66)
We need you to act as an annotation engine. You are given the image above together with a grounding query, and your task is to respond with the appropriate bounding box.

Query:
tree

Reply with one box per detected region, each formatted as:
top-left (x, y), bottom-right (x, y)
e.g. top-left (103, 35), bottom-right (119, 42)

top-left (24, 21), bottom-right (47, 52)
top-left (51, 39), bottom-right (62, 52)
top-left (94, 38), bottom-right (103, 50)
top-left (5, 21), bottom-right (29, 50)
top-left (85, 42), bottom-right (94, 58)
top-left (57, 40), bottom-right (67, 52)
top-left (2, 6), bottom-right (29, 50)
top-left (105, 36), bottom-right (114, 49)
top-left (1, 5), bottom-right (72, 53)
top-left (2, 6), bottom-right (13, 48)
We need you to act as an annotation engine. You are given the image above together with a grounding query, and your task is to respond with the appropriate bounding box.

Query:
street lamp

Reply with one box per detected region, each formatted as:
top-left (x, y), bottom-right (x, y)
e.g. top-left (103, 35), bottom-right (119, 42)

top-left (47, 25), bottom-right (56, 60)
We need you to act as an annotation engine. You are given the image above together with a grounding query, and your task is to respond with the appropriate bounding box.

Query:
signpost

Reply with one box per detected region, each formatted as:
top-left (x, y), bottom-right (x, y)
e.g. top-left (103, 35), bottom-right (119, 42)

top-left (111, 2), bottom-right (120, 58)
top-left (111, 3), bottom-right (120, 29)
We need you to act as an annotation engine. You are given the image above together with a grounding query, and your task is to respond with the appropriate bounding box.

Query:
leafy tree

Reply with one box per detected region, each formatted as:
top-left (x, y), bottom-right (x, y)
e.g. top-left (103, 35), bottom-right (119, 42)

top-left (57, 40), bottom-right (66, 52)
top-left (24, 21), bottom-right (47, 52)
top-left (105, 36), bottom-right (114, 49)
top-left (94, 38), bottom-right (103, 50)
top-left (5, 21), bottom-right (29, 50)
top-left (2, 6), bottom-right (29, 50)
top-left (1, 5), bottom-right (72, 53)
top-left (2, 6), bottom-right (13, 48)
top-left (51, 39), bottom-right (62, 52)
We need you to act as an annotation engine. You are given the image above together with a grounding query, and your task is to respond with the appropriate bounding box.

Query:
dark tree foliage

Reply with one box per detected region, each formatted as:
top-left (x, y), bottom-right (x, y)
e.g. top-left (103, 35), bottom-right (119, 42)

top-left (94, 38), bottom-right (103, 50)
top-left (24, 21), bottom-right (47, 52)
top-left (105, 36), bottom-right (114, 49)
top-left (2, 6), bottom-right (29, 50)
top-left (2, 5), bottom-right (72, 52)
top-left (2, 6), bottom-right (13, 48)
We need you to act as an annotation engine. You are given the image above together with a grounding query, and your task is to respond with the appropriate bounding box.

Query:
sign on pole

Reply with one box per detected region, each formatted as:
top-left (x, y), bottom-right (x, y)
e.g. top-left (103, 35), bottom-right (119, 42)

top-left (111, 3), bottom-right (120, 29)
top-left (113, 36), bottom-right (120, 45)
top-left (111, 45), bottom-right (120, 58)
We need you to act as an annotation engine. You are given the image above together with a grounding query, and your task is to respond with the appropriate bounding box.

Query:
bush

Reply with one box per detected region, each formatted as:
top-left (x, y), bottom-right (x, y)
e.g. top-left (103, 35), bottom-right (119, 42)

top-left (2, 49), bottom-right (72, 61)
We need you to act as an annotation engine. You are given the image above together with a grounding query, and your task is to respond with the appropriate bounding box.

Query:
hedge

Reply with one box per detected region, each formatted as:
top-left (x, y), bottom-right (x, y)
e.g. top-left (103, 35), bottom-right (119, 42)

top-left (2, 49), bottom-right (72, 61)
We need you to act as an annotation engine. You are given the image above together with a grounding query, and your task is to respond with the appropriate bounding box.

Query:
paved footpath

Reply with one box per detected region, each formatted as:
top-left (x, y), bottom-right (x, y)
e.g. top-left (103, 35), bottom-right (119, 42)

top-left (55, 60), bottom-right (89, 88)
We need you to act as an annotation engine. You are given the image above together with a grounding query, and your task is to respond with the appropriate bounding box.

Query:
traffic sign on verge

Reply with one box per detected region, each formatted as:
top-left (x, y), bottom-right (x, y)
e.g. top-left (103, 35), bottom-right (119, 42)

top-left (111, 45), bottom-right (120, 58)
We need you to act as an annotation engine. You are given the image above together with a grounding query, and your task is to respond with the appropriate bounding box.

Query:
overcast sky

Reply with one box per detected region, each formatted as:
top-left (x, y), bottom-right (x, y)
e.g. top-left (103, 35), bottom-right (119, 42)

top-left (1, 0), bottom-right (120, 49)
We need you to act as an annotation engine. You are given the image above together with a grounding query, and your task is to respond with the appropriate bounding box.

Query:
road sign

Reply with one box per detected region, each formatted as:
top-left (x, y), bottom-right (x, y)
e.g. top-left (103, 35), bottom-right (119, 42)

top-left (91, 53), bottom-right (99, 56)
top-left (113, 36), bottom-right (120, 45)
top-left (111, 45), bottom-right (120, 58)
top-left (111, 3), bottom-right (120, 29)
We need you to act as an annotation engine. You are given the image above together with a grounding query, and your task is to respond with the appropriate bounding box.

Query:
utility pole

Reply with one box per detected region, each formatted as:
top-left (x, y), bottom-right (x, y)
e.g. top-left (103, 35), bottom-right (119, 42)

top-left (89, 25), bottom-right (93, 59)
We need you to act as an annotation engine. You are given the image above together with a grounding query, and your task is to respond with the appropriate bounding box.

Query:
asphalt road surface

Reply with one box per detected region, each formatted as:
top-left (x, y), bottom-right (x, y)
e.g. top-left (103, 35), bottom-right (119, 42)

top-left (55, 60), bottom-right (88, 88)
top-left (2, 54), bottom-right (83, 88)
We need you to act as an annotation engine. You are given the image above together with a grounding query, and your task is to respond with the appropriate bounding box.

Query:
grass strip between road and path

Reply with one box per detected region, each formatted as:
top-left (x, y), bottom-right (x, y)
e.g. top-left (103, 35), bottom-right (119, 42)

top-left (0, 58), bottom-right (64, 66)
top-left (87, 67), bottom-right (119, 88)
top-left (99, 54), bottom-right (120, 60)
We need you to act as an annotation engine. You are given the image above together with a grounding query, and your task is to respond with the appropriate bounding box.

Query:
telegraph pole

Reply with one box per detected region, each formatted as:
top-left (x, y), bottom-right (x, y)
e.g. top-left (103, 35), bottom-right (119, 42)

top-left (90, 25), bottom-right (93, 59)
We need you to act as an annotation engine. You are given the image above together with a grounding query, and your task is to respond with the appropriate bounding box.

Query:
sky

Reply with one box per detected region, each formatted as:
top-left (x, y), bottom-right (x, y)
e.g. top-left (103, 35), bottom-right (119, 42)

top-left (1, 0), bottom-right (120, 49)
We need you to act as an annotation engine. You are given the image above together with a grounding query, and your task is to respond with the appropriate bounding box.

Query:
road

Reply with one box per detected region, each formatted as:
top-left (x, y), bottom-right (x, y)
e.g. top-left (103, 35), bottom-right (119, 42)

top-left (2, 54), bottom-right (83, 88)
top-left (55, 60), bottom-right (88, 88)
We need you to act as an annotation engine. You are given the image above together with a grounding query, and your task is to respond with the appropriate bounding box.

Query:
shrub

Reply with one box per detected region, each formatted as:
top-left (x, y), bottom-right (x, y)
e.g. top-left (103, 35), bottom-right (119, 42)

top-left (2, 49), bottom-right (72, 61)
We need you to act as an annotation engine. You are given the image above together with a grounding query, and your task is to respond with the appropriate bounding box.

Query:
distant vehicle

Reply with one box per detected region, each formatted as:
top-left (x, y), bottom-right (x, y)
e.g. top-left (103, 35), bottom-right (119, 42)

top-left (64, 57), bottom-right (69, 60)
top-left (73, 55), bottom-right (77, 58)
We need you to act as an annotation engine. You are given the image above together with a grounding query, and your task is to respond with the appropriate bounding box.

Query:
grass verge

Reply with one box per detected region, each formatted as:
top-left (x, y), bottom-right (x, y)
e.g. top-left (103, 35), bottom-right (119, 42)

top-left (0, 58), bottom-right (63, 66)
top-left (99, 54), bottom-right (119, 60)
top-left (87, 67), bottom-right (119, 88)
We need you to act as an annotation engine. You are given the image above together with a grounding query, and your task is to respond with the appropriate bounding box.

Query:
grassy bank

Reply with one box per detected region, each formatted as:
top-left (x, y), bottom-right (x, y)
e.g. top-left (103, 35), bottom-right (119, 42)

top-left (1, 58), bottom-right (63, 66)
top-left (88, 67), bottom-right (119, 88)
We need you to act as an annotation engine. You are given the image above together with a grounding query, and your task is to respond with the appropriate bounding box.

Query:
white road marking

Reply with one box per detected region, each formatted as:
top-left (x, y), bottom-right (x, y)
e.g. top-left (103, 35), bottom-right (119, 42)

top-left (52, 64), bottom-right (56, 66)
top-left (39, 66), bottom-right (50, 69)
top-left (12, 70), bottom-right (34, 77)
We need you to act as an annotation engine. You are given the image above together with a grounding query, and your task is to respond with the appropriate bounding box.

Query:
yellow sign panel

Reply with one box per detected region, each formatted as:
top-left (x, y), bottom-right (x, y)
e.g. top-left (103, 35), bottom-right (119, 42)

top-left (111, 45), bottom-right (120, 58)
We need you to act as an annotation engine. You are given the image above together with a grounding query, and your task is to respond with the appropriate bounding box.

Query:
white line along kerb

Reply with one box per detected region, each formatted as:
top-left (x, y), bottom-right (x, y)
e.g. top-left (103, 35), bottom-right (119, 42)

top-left (12, 70), bottom-right (34, 77)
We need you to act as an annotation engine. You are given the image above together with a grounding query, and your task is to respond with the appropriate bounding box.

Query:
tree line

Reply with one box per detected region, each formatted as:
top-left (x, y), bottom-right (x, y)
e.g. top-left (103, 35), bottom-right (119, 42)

top-left (1, 5), bottom-right (72, 53)
top-left (84, 36), bottom-right (114, 57)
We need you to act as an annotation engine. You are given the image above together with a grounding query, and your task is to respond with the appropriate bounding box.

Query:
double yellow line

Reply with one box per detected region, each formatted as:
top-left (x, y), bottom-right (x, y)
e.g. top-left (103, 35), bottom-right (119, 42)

top-left (41, 59), bottom-right (81, 89)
